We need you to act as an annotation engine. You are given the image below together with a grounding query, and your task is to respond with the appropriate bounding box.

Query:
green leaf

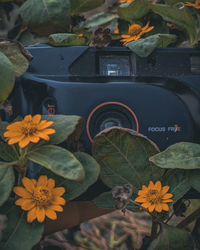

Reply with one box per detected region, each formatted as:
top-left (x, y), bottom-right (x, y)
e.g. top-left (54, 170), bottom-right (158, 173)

top-left (148, 224), bottom-right (194, 250)
top-left (70, 0), bottom-right (105, 15)
top-left (19, 31), bottom-right (48, 46)
top-left (118, 0), bottom-right (150, 22)
top-left (188, 170), bottom-right (200, 192)
top-left (150, 3), bottom-right (199, 46)
top-left (48, 33), bottom-right (86, 46)
top-left (0, 52), bottom-right (15, 103)
top-left (0, 207), bottom-right (43, 250)
top-left (20, 0), bottom-right (71, 35)
top-left (0, 142), bottom-right (19, 162)
top-left (92, 127), bottom-right (163, 194)
top-left (149, 142), bottom-right (200, 170)
top-left (26, 145), bottom-right (85, 182)
top-left (81, 12), bottom-right (119, 30)
top-left (126, 33), bottom-right (176, 57)
top-left (0, 166), bottom-right (15, 206)
top-left (40, 152), bottom-right (100, 201)
top-left (42, 115), bottom-right (84, 145)
top-left (162, 169), bottom-right (191, 202)
top-left (0, 41), bottom-right (30, 77)
top-left (93, 191), bottom-right (138, 211)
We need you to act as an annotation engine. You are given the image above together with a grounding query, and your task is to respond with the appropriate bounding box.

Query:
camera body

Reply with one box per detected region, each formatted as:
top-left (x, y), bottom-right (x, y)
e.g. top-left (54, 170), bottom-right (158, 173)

top-left (6, 44), bottom-right (200, 154)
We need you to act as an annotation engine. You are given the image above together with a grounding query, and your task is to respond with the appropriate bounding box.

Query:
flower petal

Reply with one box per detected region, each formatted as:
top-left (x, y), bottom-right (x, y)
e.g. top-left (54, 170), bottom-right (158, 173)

top-left (47, 178), bottom-right (55, 189)
top-left (41, 128), bottom-right (56, 135)
top-left (36, 207), bottom-right (45, 223)
top-left (52, 197), bottom-right (66, 206)
top-left (38, 120), bottom-right (54, 129)
top-left (45, 208), bottom-right (57, 220)
top-left (155, 204), bottom-right (162, 212)
top-left (48, 205), bottom-right (63, 212)
top-left (15, 198), bottom-right (26, 206)
top-left (148, 181), bottom-right (154, 189)
top-left (33, 114), bottom-right (41, 124)
top-left (141, 202), bottom-right (151, 208)
top-left (148, 204), bottom-right (155, 213)
top-left (161, 186), bottom-right (170, 195)
top-left (52, 187), bottom-right (65, 196)
top-left (21, 199), bottom-right (35, 211)
top-left (135, 197), bottom-right (147, 203)
top-left (155, 181), bottom-right (161, 192)
top-left (162, 199), bottom-right (173, 203)
top-left (37, 175), bottom-right (48, 186)
top-left (22, 177), bottom-right (35, 193)
top-left (27, 207), bottom-right (37, 223)
top-left (29, 136), bottom-right (40, 143)
top-left (162, 193), bottom-right (173, 199)
top-left (18, 137), bottom-right (31, 148)
top-left (35, 132), bottom-right (50, 141)
top-left (13, 186), bottom-right (32, 198)
top-left (161, 203), bottom-right (169, 211)
top-left (24, 115), bottom-right (32, 122)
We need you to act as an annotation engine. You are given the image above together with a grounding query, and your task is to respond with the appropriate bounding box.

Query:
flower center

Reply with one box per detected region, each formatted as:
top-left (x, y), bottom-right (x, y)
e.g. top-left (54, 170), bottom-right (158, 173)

top-left (21, 122), bottom-right (38, 137)
top-left (33, 186), bottom-right (52, 205)
top-left (146, 189), bottom-right (161, 204)
top-left (129, 24), bottom-right (142, 36)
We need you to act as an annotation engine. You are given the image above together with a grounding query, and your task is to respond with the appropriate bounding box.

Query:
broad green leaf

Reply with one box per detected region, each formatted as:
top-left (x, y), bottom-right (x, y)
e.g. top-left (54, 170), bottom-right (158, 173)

top-left (164, 0), bottom-right (188, 5)
top-left (42, 115), bottom-right (84, 145)
top-left (162, 169), bottom-right (191, 202)
top-left (150, 4), bottom-right (199, 46)
top-left (20, 0), bottom-right (70, 35)
top-left (0, 41), bottom-right (29, 77)
top-left (92, 127), bottom-right (163, 194)
top-left (81, 12), bottom-right (119, 30)
top-left (0, 52), bottom-right (15, 103)
top-left (188, 170), bottom-right (200, 192)
top-left (0, 142), bottom-right (19, 162)
top-left (94, 191), bottom-right (138, 211)
top-left (70, 0), bottom-right (105, 15)
top-left (39, 152), bottom-right (100, 201)
top-left (19, 31), bottom-right (48, 46)
top-left (27, 145), bottom-right (85, 182)
top-left (0, 207), bottom-right (43, 250)
top-left (48, 33), bottom-right (86, 46)
top-left (148, 224), bottom-right (194, 250)
top-left (126, 33), bottom-right (176, 57)
top-left (118, 0), bottom-right (150, 22)
top-left (149, 142), bottom-right (200, 170)
top-left (0, 166), bottom-right (15, 206)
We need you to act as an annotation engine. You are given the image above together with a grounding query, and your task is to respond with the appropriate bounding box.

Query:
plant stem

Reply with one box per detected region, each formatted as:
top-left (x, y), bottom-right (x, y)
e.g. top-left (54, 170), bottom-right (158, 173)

top-left (151, 220), bottom-right (159, 240)
top-left (177, 207), bottom-right (200, 229)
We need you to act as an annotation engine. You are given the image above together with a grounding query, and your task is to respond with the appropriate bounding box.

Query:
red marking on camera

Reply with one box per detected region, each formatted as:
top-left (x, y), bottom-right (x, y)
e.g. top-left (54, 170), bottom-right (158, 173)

top-left (47, 104), bottom-right (56, 115)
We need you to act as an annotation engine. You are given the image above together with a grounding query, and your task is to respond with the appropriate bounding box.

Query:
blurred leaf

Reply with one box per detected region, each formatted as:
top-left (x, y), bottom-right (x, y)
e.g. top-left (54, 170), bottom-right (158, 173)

top-left (42, 115), bottom-right (84, 145)
top-left (20, 0), bottom-right (70, 35)
top-left (126, 33), bottom-right (176, 57)
top-left (27, 145), bottom-right (85, 182)
top-left (19, 31), bottom-right (48, 46)
top-left (81, 12), bottom-right (119, 30)
top-left (118, 0), bottom-right (150, 22)
top-left (164, 0), bottom-right (188, 5)
top-left (0, 52), bottom-right (15, 103)
top-left (0, 142), bottom-right (18, 162)
top-left (48, 33), bottom-right (86, 46)
top-left (70, 0), bottom-right (105, 15)
top-left (0, 206), bottom-right (43, 250)
top-left (149, 142), bottom-right (200, 170)
top-left (188, 170), bottom-right (200, 192)
top-left (92, 127), bottom-right (162, 195)
top-left (0, 41), bottom-right (29, 77)
top-left (162, 169), bottom-right (191, 202)
top-left (150, 3), bottom-right (199, 46)
top-left (40, 152), bottom-right (100, 201)
top-left (0, 166), bottom-right (15, 207)
top-left (94, 191), bottom-right (138, 211)
top-left (148, 224), bottom-right (194, 250)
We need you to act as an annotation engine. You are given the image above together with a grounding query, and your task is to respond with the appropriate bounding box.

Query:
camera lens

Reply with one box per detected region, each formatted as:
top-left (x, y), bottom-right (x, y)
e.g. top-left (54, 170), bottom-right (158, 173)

top-left (86, 102), bottom-right (139, 142)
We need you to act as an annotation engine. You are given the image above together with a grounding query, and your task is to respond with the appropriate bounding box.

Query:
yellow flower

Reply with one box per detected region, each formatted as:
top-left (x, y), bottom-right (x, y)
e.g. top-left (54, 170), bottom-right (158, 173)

top-left (13, 176), bottom-right (66, 223)
top-left (135, 181), bottom-right (173, 213)
top-left (4, 114), bottom-right (56, 148)
top-left (120, 0), bottom-right (132, 3)
top-left (120, 21), bottom-right (154, 45)
top-left (185, 0), bottom-right (200, 9)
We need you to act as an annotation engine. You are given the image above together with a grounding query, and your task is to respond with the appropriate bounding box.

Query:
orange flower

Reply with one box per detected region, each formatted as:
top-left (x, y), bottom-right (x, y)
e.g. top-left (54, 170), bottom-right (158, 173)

top-left (13, 176), bottom-right (66, 223)
top-left (4, 114), bottom-right (56, 148)
top-left (120, 21), bottom-right (154, 45)
top-left (135, 181), bottom-right (173, 213)
top-left (78, 33), bottom-right (84, 37)
top-left (114, 28), bottom-right (120, 34)
top-left (185, 0), bottom-right (200, 9)
top-left (119, 0), bottom-right (132, 3)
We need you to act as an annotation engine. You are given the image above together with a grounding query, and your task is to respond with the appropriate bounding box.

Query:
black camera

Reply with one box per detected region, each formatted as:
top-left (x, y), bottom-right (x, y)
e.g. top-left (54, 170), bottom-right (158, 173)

top-left (6, 43), bottom-right (200, 154)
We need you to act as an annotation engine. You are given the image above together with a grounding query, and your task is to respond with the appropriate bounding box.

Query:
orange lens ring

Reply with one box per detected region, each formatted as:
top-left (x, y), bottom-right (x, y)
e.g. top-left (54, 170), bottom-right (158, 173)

top-left (86, 101), bottom-right (139, 142)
